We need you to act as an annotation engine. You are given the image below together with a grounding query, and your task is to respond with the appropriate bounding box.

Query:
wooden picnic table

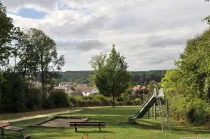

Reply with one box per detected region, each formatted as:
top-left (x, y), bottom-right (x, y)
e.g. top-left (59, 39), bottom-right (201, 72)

top-left (0, 123), bottom-right (9, 137)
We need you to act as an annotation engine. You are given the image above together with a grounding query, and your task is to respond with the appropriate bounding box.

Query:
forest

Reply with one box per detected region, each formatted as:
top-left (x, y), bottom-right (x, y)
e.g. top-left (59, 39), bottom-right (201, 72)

top-left (58, 70), bottom-right (166, 86)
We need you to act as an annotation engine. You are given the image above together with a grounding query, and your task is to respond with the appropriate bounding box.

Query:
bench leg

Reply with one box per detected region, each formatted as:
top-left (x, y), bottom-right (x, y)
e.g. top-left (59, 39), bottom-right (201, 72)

top-left (20, 131), bottom-right (23, 137)
top-left (1, 127), bottom-right (4, 137)
top-left (75, 128), bottom-right (77, 132)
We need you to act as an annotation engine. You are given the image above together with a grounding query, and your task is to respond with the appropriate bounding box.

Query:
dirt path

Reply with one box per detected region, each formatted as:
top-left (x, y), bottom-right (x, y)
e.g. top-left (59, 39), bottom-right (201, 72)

top-left (0, 109), bottom-right (83, 123)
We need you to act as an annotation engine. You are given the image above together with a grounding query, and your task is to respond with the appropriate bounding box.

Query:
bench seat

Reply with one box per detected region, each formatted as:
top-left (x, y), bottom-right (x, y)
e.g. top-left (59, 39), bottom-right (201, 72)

top-left (69, 122), bottom-right (106, 132)
top-left (4, 126), bottom-right (25, 136)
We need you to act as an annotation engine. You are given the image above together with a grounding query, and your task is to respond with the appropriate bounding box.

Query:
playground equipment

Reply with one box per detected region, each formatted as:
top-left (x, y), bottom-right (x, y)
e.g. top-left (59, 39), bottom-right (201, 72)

top-left (128, 85), bottom-right (171, 132)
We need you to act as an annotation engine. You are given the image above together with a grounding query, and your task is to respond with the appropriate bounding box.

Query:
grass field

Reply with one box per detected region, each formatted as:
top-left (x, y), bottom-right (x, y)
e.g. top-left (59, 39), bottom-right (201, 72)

top-left (1, 106), bottom-right (210, 139)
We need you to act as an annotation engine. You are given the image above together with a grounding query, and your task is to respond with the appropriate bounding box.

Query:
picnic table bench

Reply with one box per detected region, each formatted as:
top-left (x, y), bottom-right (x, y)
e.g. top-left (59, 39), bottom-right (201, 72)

top-left (69, 122), bottom-right (106, 132)
top-left (4, 126), bottom-right (25, 136)
top-left (0, 123), bottom-right (9, 137)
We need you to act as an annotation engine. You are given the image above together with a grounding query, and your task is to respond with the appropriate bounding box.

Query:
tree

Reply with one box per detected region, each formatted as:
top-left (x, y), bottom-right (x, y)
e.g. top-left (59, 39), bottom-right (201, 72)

top-left (0, 2), bottom-right (14, 70)
top-left (175, 28), bottom-right (210, 99)
top-left (90, 45), bottom-right (131, 107)
top-left (17, 28), bottom-right (65, 96)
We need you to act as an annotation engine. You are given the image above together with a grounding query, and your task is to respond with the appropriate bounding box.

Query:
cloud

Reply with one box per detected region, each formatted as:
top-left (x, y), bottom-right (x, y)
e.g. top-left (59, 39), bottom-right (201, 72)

top-left (3, 0), bottom-right (210, 71)
top-left (57, 40), bottom-right (106, 52)
top-left (145, 35), bottom-right (186, 47)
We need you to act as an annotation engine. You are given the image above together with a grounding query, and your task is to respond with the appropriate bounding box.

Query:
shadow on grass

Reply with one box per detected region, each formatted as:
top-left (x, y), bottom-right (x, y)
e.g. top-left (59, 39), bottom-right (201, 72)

top-left (135, 119), bottom-right (210, 135)
top-left (134, 119), bottom-right (162, 130)
top-left (76, 131), bottom-right (114, 134)
top-left (171, 125), bottom-right (210, 135)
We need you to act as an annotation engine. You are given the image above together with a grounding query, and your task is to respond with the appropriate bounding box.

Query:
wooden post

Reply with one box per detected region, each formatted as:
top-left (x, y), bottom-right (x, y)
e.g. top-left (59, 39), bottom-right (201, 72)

top-left (1, 127), bottom-right (4, 137)
top-left (154, 103), bottom-right (156, 120)
top-left (75, 123), bottom-right (77, 132)
top-left (99, 123), bottom-right (101, 131)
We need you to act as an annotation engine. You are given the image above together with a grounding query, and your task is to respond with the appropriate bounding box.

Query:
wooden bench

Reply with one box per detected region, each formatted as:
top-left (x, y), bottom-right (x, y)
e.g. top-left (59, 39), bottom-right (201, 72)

top-left (0, 123), bottom-right (9, 137)
top-left (69, 122), bottom-right (106, 132)
top-left (4, 126), bottom-right (25, 136)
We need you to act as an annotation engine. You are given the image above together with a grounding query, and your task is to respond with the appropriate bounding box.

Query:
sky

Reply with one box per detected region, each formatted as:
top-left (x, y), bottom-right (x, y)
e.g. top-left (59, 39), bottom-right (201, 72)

top-left (2, 0), bottom-right (210, 71)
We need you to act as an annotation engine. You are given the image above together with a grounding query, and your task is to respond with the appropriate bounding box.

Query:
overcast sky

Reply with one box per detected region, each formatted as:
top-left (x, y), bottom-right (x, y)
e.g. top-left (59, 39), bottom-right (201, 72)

top-left (2, 0), bottom-right (210, 71)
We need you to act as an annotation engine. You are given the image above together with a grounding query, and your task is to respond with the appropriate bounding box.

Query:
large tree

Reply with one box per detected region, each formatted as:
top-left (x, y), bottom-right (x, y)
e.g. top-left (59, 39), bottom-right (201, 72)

top-left (0, 2), bottom-right (14, 70)
top-left (90, 45), bottom-right (131, 107)
top-left (17, 28), bottom-right (65, 95)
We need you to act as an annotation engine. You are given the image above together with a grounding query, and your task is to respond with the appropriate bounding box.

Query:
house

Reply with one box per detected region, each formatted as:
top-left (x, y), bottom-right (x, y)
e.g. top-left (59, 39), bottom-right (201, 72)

top-left (77, 84), bottom-right (88, 87)
top-left (132, 85), bottom-right (148, 94)
top-left (75, 87), bottom-right (99, 97)
top-left (54, 85), bottom-right (73, 95)
top-left (70, 92), bottom-right (83, 96)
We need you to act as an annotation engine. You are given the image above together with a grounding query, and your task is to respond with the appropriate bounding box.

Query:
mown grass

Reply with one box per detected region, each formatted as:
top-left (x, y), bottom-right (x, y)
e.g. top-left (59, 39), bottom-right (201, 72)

top-left (1, 106), bottom-right (210, 139)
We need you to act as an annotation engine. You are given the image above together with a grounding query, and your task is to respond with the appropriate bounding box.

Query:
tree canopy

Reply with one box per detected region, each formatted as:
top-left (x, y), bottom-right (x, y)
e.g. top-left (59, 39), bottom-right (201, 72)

top-left (90, 45), bottom-right (131, 107)
top-left (0, 2), bottom-right (14, 69)
top-left (161, 18), bottom-right (210, 125)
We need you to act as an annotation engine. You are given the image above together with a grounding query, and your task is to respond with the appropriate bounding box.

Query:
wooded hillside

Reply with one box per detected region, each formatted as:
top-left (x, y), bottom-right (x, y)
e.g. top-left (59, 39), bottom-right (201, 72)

top-left (58, 70), bottom-right (166, 85)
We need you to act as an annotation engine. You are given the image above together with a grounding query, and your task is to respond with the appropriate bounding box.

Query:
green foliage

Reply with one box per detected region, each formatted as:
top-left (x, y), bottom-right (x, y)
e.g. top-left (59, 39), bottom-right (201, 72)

top-left (58, 71), bottom-right (93, 85)
top-left (25, 88), bottom-right (42, 111)
top-left (0, 2), bottom-right (14, 69)
top-left (168, 94), bottom-right (210, 125)
top-left (49, 90), bottom-right (69, 108)
top-left (0, 73), bottom-right (26, 113)
top-left (93, 94), bottom-right (112, 106)
top-left (134, 98), bottom-right (141, 105)
top-left (132, 70), bottom-right (166, 85)
top-left (17, 28), bottom-right (65, 94)
top-left (167, 94), bottom-right (187, 121)
top-left (91, 45), bottom-right (131, 107)
top-left (57, 70), bottom-right (165, 86)
top-left (161, 23), bottom-right (210, 125)
top-left (175, 29), bottom-right (210, 99)
top-left (162, 69), bottom-right (187, 95)
top-left (185, 97), bottom-right (209, 125)
top-left (68, 93), bottom-right (145, 107)
top-left (147, 80), bottom-right (159, 95)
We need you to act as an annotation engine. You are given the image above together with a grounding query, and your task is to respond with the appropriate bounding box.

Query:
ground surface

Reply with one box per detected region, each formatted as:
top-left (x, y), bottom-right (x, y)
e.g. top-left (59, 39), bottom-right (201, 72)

top-left (0, 106), bottom-right (210, 139)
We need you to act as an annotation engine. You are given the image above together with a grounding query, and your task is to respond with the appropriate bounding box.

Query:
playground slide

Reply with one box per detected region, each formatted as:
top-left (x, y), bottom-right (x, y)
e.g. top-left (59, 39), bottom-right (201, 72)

top-left (129, 94), bottom-right (157, 120)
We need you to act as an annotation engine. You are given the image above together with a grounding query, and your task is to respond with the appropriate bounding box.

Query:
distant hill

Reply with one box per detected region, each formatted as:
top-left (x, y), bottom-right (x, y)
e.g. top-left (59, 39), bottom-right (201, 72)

top-left (57, 70), bottom-right (166, 85)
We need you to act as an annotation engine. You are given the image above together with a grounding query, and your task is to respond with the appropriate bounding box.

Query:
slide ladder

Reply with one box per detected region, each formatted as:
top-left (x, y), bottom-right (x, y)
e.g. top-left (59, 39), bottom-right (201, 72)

top-left (156, 92), bottom-right (171, 132)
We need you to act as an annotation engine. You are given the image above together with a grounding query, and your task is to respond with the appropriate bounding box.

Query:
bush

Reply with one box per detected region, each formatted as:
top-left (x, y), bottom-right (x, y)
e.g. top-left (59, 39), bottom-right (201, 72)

top-left (126, 100), bottom-right (133, 105)
top-left (186, 97), bottom-right (210, 125)
top-left (168, 94), bottom-right (210, 125)
top-left (134, 98), bottom-right (141, 105)
top-left (69, 96), bottom-right (81, 107)
top-left (0, 73), bottom-right (26, 113)
top-left (93, 94), bottom-right (111, 106)
top-left (168, 94), bottom-right (188, 121)
top-left (25, 88), bottom-right (42, 111)
top-left (48, 90), bottom-right (69, 108)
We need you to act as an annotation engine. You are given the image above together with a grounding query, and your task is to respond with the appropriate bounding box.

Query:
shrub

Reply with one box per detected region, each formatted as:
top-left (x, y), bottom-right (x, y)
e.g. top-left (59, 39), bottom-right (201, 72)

top-left (25, 88), bottom-right (42, 111)
top-left (48, 90), bottom-right (69, 108)
top-left (93, 94), bottom-right (111, 106)
top-left (134, 98), bottom-right (141, 105)
top-left (168, 94), bottom-right (188, 121)
top-left (126, 100), bottom-right (133, 105)
top-left (69, 96), bottom-right (81, 107)
top-left (185, 97), bottom-right (210, 125)
top-left (0, 73), bottom-right (26, 113)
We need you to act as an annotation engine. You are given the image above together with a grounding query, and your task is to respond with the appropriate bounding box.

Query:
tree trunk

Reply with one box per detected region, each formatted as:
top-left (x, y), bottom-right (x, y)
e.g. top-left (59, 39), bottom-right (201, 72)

top-left (112, 94), bottom-right (115, 107)
top-left (41, 53), bottom-right (45, 99)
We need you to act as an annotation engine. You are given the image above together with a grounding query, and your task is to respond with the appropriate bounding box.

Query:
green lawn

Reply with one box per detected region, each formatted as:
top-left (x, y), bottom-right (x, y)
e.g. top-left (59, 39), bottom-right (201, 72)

top-left (1, 107), bottom-right (210, 139)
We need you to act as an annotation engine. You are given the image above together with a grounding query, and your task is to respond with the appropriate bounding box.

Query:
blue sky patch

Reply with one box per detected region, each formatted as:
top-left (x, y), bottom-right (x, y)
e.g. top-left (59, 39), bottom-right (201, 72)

top-left (15, 8), bottom-right (46, 19)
